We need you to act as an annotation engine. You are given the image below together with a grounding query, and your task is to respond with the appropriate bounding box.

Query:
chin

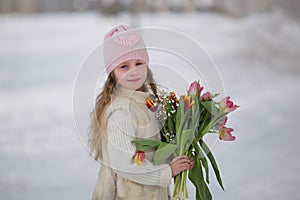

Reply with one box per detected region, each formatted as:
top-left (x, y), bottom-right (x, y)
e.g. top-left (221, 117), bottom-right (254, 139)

top-left (131, 84), bottom-right (144, 91)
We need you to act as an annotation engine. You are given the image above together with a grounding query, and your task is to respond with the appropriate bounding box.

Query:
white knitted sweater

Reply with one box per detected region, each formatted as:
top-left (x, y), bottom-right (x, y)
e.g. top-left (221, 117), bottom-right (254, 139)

top-left (97, 87), bottom-right (172, 200)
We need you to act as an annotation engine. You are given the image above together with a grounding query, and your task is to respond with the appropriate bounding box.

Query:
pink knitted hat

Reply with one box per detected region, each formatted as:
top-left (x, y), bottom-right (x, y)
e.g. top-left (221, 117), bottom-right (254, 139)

top-left (103, 25), bottom-right (149, 75)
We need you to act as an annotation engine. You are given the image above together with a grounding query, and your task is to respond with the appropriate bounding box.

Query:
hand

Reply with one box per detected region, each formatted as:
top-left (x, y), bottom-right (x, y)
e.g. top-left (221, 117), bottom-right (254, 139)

top-left (169, 155), bottom-right (191, 177)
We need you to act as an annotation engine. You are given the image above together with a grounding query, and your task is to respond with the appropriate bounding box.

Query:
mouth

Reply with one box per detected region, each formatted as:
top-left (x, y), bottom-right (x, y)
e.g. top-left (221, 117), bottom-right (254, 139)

top-left (127, 78), bottom-right (141, 82)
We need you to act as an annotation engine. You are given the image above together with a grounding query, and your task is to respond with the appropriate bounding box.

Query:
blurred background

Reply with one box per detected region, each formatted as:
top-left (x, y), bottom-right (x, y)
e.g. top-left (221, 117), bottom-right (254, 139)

top-left (1, 0), bottom-right (300, 199)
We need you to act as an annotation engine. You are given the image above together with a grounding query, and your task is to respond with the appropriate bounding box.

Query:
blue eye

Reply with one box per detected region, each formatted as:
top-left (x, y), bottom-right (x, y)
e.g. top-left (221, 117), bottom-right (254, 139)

top-left (120, 65), bottom-right (128, 69)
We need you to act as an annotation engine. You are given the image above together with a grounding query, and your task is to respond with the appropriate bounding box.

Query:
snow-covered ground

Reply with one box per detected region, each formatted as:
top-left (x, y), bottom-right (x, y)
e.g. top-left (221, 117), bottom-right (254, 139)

top-left (1, 10), bottom-right (300, 200)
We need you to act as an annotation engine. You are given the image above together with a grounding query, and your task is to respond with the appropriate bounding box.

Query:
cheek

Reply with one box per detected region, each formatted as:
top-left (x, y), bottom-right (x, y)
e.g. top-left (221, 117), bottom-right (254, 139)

top-left (139, 66), bottom-right (148, 78)
top-left (114, 70), bottom-right (125, 82)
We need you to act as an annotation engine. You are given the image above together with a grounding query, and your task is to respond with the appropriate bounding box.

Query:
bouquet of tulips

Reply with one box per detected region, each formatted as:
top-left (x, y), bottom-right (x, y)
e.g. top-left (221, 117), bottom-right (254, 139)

top-left (132, 81), bottom-right (238, 200)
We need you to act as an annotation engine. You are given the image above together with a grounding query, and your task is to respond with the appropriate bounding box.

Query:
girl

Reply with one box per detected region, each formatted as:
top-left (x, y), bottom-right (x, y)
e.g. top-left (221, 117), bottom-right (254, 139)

top-left (89, 25), bottom-right (193, 200)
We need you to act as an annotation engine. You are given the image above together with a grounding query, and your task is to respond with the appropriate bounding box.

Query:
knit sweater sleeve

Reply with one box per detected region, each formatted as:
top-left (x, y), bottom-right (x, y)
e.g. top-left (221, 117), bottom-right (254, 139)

top-left (106, 109), bottom-right (172, 187)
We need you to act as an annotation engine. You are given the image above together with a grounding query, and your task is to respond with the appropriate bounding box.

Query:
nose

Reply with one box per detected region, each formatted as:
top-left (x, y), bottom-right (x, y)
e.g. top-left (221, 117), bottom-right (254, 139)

top-left (128, 63), bottom-right (138, 76)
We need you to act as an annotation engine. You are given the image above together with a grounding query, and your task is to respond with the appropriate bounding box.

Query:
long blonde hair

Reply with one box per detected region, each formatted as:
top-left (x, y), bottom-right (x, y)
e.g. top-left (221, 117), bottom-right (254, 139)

top-left (89, 67), bottom-right (158, 161)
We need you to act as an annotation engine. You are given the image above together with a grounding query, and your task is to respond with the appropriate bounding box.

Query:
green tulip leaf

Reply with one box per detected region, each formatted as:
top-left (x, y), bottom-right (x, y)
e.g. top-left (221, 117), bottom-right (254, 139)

top-left (188, 157), bottom-right (212, 200)
top-left (179, 129), bottom-right (194, 155)
top-left (135, 145), bottom-right (155, 152)
top-left (176, 97), bottom-right (185, 134)
top-left (200, 140), bottom-right (224, 190)
top-left (167, 116), bottom-right (175, 133)
top-left (154, 143), bottom-right (177, 165)
top-left (192, 140), bottom-right (209, 184)
top-left (201, 101), bottom-right (218, 116)
top-left (131, 139), bottom-right (161, 147)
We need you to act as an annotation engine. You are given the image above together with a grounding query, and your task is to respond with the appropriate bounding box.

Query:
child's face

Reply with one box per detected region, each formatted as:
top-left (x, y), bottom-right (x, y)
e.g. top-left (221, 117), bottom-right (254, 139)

top-left (113, 59), bottom-right (148, 90)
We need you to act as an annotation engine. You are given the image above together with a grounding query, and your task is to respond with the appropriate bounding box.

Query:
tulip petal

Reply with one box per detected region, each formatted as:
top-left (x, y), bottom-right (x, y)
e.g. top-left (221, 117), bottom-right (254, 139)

top-left (219, 127), bottom-right (236, 141)
top-left (219, 96), bottom-right (238, 113)
top-left (146, 97), bottom-right (156, 111)
top-left (188, 81), bottom-right (198, 96)
top-left (201, 91), bottom-right (211, 101)
top-left (188, 81), bottom-right (203, 96)
top-left (134, 151), bottom-right (145, 165)
top-left (183, 96), bottom-right (194, 111)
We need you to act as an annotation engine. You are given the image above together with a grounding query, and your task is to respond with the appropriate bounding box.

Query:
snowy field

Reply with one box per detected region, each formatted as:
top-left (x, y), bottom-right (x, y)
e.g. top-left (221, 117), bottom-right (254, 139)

top-left (1, 10), bottom-right (300, 200)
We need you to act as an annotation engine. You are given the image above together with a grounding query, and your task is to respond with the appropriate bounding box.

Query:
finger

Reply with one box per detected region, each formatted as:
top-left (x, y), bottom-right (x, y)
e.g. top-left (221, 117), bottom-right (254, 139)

top-left (180, 163), bottom-right (190, 170)
top-left (177, 160), bottom-right (190, 165)
top-left (177, 155), bottom-right (189, 160)
top-left (170, 157), bottom-right (179, 164)
top-left (176, 159), bottom-right (188, 164)
top-left (170, 155), bottom-right (188, 163)
top-left (173, 157), bottom-right (188, 163)
top-left (189, 162), bottom-right (194, 169)
top-left (189, 158), bottom-right (194, 164)
top-left (178, 156), bottom-right (190, 162)
top-left (171, 156), bottom-right (183, 163)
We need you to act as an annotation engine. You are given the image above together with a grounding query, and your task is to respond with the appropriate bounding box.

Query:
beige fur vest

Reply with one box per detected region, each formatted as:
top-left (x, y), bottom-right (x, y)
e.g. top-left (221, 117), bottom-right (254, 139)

top-left (92, 88), bottom-right (171, 200)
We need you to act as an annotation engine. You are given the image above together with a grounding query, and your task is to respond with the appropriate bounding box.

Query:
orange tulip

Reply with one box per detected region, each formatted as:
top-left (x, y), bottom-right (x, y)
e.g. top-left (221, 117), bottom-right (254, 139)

top-left (183, 96), bottom-right (194, 111)
top-left (146, 97), bottom-right (156, 111)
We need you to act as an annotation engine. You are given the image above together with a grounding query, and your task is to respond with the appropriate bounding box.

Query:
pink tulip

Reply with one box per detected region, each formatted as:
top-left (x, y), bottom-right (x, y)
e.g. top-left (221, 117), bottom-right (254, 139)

top-left (219, 96), bottom-right (238, 113)
top-left (188, 81), bottom-right (204, 96)
top-left (219, 127), bottom-right (236, 141)
top-left (200, 91), bottom-right (211, 101)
